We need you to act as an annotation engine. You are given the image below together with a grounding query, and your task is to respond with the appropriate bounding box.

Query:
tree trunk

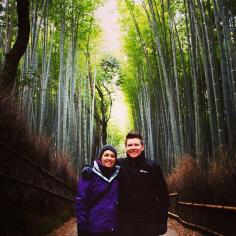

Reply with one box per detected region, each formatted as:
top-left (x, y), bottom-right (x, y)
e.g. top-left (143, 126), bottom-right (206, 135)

top-left (0, 0), bottom-right (30, 96)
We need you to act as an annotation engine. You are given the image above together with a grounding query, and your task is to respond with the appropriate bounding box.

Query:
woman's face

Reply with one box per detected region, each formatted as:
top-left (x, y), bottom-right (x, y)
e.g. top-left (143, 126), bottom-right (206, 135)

top-left (101, 150), bottom-right (116, 168)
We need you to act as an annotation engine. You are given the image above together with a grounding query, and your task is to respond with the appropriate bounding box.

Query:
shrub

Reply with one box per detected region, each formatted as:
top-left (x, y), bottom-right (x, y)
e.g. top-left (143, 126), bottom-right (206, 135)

top-left (167, 155), bottom-right (236, 205)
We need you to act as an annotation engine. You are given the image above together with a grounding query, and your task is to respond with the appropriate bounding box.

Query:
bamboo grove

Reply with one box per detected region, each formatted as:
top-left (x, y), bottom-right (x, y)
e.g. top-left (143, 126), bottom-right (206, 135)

top-left (119, 0), bottom-right (236, 171)
top-left (0, 0), bottom-right (236, 174)
top-left (0, 0), bottom-right (108, 171)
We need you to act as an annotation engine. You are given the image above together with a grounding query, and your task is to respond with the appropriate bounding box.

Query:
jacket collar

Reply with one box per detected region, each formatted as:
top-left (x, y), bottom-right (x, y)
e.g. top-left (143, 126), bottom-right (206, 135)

top-left (93, 161), bottom-right (120, 183)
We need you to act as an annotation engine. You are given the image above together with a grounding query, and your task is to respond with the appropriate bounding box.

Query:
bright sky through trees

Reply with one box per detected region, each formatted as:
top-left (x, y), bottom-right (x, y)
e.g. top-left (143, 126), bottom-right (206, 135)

top-left (95, 0), bottom-right (121, 55)
top-left (133, 0), bottom-right (143, 4)
top-left (95, 0), bottom-right (131, 135)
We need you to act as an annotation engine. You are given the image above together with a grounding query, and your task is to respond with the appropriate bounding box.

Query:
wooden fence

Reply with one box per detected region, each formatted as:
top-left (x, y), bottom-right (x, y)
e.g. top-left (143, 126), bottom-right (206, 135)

top-left (0, 140), bottom-right (76, 202)
top-left (2, 139), bottom-right (236, 236)
top-left (169, 193), bottom-right (236, 236)
top-left (0, 140), bottom-right (77, 234)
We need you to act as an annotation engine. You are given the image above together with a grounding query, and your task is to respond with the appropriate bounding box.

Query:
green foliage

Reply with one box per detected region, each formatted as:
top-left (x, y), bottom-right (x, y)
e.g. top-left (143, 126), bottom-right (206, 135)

top-left (95, 55), bottom-right (121, 119)
top-left (0, 0), bottom-right (17, 64)
top-left (3, 0), bottom-right (235, 174)
top-left (107, 124), bottom-right (125, 155)
top-left (119, 0), bottom-right (236, 167)
top-left (97, 55), bottom-right (121, 83)
top-left (224, 0), bottom-right (236, 15)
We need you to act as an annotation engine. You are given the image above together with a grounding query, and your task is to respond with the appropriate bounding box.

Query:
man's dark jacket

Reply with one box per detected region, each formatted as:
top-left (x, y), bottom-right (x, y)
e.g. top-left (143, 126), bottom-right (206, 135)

top-left (118, 153), bottom-right (169, 234)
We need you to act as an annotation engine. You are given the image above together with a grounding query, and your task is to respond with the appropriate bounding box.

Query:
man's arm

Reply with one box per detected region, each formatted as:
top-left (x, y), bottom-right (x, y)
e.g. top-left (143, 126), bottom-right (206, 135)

top-left (155, 164), bottom-right (170, 234)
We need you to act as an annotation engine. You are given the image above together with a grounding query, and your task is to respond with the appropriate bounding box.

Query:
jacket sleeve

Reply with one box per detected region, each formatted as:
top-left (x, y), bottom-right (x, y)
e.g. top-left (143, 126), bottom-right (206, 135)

top-left (154, 164), bottom-right (170, 234)
top-left (75, 167), bottom-right (93, 231)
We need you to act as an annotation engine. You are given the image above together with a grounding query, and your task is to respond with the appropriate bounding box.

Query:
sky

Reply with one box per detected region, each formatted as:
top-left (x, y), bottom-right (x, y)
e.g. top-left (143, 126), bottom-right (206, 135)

top-left (95, 0), bottom-right (142, 56)
top-left (95, 0), bottom-right (122, 56)
top-left (95, 0), bottom-right (131, 135)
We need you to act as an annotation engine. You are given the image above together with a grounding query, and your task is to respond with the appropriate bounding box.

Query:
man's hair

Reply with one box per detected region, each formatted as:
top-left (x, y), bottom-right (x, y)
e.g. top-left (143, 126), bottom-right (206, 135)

top-left (125, 131), bottom-right (144, 145)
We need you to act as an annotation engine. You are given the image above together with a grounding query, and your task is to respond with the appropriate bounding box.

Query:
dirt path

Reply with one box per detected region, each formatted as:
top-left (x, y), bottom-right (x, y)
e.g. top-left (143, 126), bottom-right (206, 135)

top-left (47, 218), bottom-right (77, 236)
top-left (167, 218), bottom-right (202, 236)
top-left (47, 217), bottom-right (202, 236)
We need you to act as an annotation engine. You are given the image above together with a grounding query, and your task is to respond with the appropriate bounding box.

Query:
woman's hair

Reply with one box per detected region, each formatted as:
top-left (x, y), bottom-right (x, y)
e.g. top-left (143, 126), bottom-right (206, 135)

top-left (125, 131), bottom-right (144, 145)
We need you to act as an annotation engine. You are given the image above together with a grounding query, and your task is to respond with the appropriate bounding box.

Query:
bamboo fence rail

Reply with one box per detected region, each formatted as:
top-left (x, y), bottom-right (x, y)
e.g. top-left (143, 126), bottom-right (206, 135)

top-left (169, 193), bottom-right (236, 236)
top-left (0, 140), bottom-right (76, 201)
top-left (0, 173), bottom-right (75, 202)
top-left (178, 201), bottom-right (236, 212)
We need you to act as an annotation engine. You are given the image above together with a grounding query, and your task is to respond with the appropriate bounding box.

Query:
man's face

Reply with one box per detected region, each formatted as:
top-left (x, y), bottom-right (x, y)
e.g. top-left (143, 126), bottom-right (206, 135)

top-left (125, 138), bottom-right (144, 159)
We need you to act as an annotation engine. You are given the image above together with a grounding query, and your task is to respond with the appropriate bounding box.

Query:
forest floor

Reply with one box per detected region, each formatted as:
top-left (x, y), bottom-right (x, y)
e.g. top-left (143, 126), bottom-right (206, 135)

top-left (47, 217), bottom-right (203, 236)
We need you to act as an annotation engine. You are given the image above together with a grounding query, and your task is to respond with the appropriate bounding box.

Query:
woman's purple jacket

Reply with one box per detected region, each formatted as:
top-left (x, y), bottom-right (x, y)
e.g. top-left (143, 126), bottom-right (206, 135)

top-left (76, 161), bottom-right (120, 234)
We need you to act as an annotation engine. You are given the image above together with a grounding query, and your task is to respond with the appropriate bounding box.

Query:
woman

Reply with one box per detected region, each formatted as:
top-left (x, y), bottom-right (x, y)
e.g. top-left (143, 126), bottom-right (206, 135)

top-left (76, 145), bottom-right (120, 236)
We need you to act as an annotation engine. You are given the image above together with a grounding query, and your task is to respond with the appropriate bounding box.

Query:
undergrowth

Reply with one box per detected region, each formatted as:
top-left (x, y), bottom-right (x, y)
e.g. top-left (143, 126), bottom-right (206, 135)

top-left (0, 98), bottom-right (77, 235)
top-left (167, 155), bottom-right (236, 205)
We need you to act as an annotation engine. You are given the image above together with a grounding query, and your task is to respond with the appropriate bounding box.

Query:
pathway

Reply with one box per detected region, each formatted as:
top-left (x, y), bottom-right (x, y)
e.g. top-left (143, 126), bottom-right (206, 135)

top-left (47, 217), bottom-right (202, 236)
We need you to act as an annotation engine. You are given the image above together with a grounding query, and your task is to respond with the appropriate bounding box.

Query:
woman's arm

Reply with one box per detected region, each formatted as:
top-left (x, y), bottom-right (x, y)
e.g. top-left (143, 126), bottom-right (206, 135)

top-left (75, 167), bottom-right (93, 233)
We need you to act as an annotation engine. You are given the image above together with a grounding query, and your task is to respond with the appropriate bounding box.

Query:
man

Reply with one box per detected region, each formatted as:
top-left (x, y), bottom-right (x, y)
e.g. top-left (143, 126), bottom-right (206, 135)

top-left (118, 131), bottom-right (169, 236)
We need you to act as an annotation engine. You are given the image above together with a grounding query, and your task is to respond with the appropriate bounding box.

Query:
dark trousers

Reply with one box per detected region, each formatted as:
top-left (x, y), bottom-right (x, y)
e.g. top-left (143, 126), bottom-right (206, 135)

top-left (119, 223), bottom-right (160, 236)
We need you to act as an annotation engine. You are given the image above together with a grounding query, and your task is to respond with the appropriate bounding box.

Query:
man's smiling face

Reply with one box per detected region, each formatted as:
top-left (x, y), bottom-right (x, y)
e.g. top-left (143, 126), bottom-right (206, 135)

top-left (125, 138), bottom-right (144, 159)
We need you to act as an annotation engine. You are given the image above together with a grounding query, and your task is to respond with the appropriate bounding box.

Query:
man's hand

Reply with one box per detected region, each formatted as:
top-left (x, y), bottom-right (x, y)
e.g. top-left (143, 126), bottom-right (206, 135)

top-left (158, 223), bottom-right (167, 235)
